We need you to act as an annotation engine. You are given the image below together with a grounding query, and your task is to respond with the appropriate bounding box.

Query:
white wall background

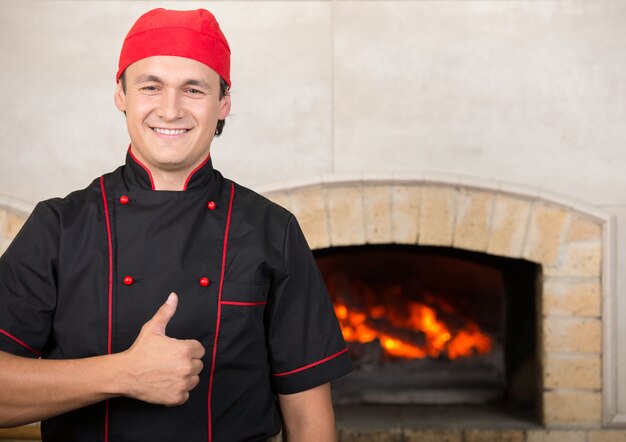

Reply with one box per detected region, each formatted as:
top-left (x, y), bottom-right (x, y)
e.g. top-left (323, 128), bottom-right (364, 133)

top-left (1, 0), bottom-right (625, 421)
top-left (1, 0), bottom-right (625, 208)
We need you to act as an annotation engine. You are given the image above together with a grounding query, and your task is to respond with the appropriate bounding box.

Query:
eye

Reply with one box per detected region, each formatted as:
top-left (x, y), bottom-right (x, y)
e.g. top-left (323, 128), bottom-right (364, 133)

top-left (187, 88), bottom-right (203, 95)
top-left (140, 85), bottom-right (159, 92)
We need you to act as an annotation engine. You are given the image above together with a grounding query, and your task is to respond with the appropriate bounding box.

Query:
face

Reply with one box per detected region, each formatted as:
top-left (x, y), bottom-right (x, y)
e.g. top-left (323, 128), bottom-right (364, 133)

top-left (114, 56), bottom-right (231, 175)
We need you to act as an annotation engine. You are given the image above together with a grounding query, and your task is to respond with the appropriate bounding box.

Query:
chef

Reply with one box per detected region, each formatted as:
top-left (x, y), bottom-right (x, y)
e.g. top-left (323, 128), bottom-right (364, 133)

top-left (0, 8), bottom-right (351, 441)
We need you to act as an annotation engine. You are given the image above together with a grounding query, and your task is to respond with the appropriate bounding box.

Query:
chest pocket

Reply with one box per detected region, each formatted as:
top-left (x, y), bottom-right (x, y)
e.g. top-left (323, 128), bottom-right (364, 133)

top-left (220, 281), bottom-right (269, 306)
top-left (216, 282), bottom-right (270, 371)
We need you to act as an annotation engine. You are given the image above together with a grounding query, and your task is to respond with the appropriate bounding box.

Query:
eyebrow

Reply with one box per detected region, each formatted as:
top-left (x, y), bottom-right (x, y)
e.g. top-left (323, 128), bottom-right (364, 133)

top-left (135, 74), bottom-right (162, 84)
top-left (135, 74), bottom-right (212, 90)
top-left (184, 79), bottom-right (212, 90)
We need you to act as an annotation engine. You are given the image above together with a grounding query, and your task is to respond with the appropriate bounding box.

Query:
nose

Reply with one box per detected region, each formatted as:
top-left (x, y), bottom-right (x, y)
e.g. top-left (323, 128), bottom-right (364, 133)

top-left (156, 89), bottom-right (183, 121)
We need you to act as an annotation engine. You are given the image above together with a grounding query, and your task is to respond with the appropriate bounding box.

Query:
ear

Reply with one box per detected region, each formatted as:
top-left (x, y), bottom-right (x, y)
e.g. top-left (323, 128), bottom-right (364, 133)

top-left (114, 81), bottom-right (127, 113)
top-left (218, 94), bottom-right (231, 120)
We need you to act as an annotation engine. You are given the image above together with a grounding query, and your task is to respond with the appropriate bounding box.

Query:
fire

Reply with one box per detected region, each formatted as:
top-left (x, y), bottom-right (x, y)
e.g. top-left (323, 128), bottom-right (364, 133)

top-left (334, 300), bottom-right (492, 360)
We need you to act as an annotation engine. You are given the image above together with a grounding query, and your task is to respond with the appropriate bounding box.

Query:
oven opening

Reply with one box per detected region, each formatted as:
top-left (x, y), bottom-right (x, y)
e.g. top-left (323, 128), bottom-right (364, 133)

top-left (315, 244), bottom-right (539, 414)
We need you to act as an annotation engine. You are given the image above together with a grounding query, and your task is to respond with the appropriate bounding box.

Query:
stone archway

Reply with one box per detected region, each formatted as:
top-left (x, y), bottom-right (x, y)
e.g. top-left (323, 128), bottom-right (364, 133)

top-left (261, 175), bottom-right (609, 427)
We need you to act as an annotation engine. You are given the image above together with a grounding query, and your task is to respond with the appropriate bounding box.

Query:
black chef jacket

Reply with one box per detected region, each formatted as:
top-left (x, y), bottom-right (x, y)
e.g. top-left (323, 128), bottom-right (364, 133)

top-left (0, 152), bottom-right (352, 442)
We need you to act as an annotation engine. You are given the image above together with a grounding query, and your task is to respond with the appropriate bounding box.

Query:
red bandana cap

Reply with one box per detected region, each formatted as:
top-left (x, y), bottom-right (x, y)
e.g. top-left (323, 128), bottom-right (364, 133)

top-left (116, 8), bottom-right (231, 87)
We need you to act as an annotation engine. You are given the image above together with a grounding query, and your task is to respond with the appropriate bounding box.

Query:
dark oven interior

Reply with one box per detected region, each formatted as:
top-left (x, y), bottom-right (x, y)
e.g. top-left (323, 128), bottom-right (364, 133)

top-left (314, 245), bottom-right (540, 412)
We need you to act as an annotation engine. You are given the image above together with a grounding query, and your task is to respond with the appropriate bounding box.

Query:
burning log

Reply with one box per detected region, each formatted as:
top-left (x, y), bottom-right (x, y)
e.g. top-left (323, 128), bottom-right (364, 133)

top-left (335, 296), bottom-right (492, 363)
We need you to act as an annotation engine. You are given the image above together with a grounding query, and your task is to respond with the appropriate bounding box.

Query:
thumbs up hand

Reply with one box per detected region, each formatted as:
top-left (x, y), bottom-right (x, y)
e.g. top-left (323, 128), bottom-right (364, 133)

top-left (119, 293), bottom-right (205, 406)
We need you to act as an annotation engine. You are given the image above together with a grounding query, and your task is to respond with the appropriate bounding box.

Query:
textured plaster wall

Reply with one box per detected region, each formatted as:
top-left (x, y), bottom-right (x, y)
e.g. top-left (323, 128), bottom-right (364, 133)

top-left (1, 1), bottom-right (625, 208)
top-left (1, 0), bottom-right (626, 424)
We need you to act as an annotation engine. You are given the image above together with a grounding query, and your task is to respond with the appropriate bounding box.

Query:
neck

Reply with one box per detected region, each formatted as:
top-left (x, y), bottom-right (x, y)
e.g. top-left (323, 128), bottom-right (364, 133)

top-left (127, 146), bottom-right (212, 191)
top-left (151, 170), bottom-right (191, 191)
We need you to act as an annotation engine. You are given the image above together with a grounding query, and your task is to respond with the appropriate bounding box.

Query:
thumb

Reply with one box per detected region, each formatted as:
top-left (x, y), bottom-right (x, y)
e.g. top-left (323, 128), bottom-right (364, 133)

top-left (147, 292), bottom-right (178, 335)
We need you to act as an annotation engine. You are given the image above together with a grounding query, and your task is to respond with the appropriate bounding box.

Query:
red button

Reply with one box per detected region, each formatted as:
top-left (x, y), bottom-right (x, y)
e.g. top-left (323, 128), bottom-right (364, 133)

top-left (199, 277), bottom-right (210, 287)
top-left (207, 201), bottom-right (217, 211)
top-left (123, 275), bottom-right (134, 286)
top-left (120, 195), bottom-right (130, 205)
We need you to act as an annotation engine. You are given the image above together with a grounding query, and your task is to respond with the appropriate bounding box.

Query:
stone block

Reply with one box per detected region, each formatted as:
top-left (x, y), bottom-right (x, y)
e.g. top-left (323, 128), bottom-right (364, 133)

top-left (526, 430), bottom-right (586, 442)
top-left (327, 186), bottom-right (366, 247)
top-left (588, 430), bottom-right (626, 442)
top-left (487, 195), bottom-right (531, 258)
top-left (558, 242), bottom-right (602, 277)
top-left (3, 211), bottom-right (27, 240)
top-left (452, 189), bottom-right (493, 252)
top-left (390, 185), bottom-right (420, 244)
top-left (524, 204), bottom-right (570, 269)
top-left (543, 317), bottom-right (601, 353)
top-left (404, 429), bottom-right (461, 442)
top-left (419, 186), bottom-right (455, 246)
top-left (464, 430), bottom-right (524, 442)
top-left (543, 390), bottom-right (602, 425)
top-left (0, 422), bottom-right (41, 440)
top-left (266, 192), bottom-right (292, 212)
top-left (339, 429), bottom-right (403, 442)
top-left (0, 207), bottom-right (7, 236)
top-left (289, 187), bottom-right (330, 250)
top-left (567, 216), bottom-right (602, 242)
top-left (363, 185), bottom-right (392, 244)
top-left (542, 278), bottom-right (601, 317)
top-left (544, 355), bottom-right (601, 389)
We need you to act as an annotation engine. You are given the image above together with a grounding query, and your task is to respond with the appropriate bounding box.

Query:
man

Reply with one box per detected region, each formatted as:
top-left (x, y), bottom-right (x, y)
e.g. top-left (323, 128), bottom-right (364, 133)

top-left (0, 8), bottom-right (351, 441)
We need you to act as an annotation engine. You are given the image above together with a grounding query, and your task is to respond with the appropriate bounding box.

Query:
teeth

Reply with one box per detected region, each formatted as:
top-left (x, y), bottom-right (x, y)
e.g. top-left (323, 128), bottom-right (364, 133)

top-left (153, 128), bottom-right (187, 135)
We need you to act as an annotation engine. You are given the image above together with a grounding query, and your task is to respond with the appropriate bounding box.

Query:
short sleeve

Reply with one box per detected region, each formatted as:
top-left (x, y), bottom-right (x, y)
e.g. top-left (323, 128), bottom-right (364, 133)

top-left (0, 202), bottom-right (59, 358)
top-left (266, 215), bottom-right (352, 394)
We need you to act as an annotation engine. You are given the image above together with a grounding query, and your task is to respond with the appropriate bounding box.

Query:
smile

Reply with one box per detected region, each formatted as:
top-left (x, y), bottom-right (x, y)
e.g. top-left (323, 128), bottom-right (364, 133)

top-left (151, 127), bottom-right (189, 136)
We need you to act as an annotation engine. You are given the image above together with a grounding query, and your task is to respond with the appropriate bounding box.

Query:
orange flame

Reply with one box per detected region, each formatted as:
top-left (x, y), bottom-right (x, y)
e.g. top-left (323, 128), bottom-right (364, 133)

top-left (334, 301), bottom-right (492, 360)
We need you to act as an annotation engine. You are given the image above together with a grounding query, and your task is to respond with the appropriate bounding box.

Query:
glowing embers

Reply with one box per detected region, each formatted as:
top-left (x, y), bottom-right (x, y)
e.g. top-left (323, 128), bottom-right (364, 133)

top-left (334, 290), bottom-right (492, 361)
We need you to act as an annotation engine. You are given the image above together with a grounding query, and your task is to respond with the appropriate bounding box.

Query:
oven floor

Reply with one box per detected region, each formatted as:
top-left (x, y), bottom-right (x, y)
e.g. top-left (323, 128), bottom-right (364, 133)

top-left (335, 404), bottom-right (539, 430)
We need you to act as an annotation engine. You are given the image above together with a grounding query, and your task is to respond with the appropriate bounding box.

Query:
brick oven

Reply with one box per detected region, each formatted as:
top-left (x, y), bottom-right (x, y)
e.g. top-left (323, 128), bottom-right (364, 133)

top-left (261, 174), bottom-right (613, 442)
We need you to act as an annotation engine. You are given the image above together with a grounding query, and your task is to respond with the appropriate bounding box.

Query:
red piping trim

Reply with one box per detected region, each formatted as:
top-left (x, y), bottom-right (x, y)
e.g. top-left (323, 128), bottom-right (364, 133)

top-left (128, 146), bottom-right (155, 190)
top-left (0, 328), bottom-right (40, 357)
top-left (220, 301), bottom-right (267, 307)
top-left (272, 348), bottom-right (349, 378)
top-left (207, 182), bottom-right (235, 442)
top-left (100, 176), bottom-right (114, 356)
top-left (183, 154), bottom-right (211, 190)
top-left (99, 176), bottom-right (114, 442)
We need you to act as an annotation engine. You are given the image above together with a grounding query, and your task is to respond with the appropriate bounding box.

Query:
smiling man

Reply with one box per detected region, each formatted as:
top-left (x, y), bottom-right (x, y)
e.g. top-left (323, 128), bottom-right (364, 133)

top-left (0, 9), bottom-right (351, 442)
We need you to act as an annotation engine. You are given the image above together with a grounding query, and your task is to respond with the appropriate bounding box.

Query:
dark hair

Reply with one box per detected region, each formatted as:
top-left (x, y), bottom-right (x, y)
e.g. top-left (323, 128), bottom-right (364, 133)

top-left (119, 72), bottom-right (229, 136)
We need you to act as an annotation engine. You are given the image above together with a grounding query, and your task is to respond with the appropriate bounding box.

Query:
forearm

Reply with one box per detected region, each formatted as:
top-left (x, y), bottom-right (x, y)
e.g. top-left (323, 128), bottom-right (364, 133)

top-left (282, 421), bottom-right (337, 442)
top-left (278, 383), bottom-right (337, 442)
top-left (0, 351), bottom-right (126, 427)
top-left (0, 294), bottom-right (203, 428)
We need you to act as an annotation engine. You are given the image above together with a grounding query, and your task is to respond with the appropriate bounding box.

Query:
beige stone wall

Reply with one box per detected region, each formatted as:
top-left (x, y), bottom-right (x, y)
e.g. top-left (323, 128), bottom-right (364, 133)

top-left (0, 207), bottom-right (27, 256)
top-left (266, 180), bottom-right (605, 430)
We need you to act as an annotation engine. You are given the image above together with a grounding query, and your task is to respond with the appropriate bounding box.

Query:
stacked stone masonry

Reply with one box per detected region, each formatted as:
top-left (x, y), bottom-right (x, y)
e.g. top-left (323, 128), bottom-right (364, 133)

top-left (265, 180), bottom-right (605, 431)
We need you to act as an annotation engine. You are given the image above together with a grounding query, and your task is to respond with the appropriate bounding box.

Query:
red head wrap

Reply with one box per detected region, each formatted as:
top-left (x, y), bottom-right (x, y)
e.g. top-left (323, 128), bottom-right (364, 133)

top-left (116, 8), bottom-right (231, 87)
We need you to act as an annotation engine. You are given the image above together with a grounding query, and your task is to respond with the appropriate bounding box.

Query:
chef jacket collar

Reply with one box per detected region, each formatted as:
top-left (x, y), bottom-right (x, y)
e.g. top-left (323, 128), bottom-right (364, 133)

top-left (123, 147), bottom-right (215, 191)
